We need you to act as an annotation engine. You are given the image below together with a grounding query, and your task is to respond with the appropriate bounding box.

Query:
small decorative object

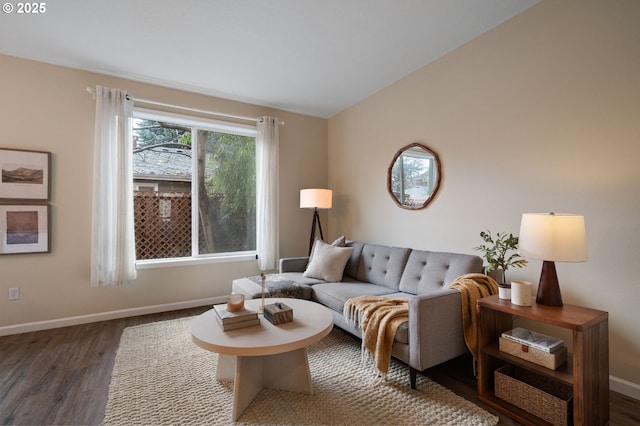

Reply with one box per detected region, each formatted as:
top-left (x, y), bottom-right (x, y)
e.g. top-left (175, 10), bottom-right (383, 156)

top-left (264, 301), bottom-right (293, 325)
top-left (498, 283), bottom-right (511, 300)
top-left (474, 230), bottom-right (528, 284)
top-left (226, 294), bottom-right (245, 312)
top-left (519, 213), bottom-right (587, 307)
top-left (511, 280), bottom-right (533, 306)
top-left (258, 272), bottom-right (266, 314)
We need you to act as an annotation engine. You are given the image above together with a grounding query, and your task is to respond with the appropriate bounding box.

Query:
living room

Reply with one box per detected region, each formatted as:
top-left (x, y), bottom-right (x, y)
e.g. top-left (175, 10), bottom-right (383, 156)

top-left (0, 0), bottom-right (638, 424)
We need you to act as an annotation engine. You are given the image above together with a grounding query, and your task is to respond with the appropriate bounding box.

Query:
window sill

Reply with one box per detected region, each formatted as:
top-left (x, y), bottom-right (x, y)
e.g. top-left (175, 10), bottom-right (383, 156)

top-left (136, 252), bottom-right (257, 270)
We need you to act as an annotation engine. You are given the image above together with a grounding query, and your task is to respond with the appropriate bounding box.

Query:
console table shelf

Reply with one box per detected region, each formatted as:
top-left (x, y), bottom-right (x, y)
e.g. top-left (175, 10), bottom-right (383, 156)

top-left (477, 295), bottom-right (609, 426)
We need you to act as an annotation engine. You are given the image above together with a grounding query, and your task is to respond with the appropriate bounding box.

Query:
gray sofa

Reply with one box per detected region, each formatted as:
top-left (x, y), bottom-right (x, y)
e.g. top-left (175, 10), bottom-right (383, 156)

top-left (232, 240), bottom-right (483, 388)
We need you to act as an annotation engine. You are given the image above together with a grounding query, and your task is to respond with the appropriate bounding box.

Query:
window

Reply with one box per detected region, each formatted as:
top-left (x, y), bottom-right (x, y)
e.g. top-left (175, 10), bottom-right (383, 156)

top-left (132, 109), bottom-right (257, 264)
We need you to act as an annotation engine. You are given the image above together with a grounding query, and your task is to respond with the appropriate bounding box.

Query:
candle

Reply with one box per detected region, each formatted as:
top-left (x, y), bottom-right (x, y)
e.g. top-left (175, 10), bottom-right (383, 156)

top-left (511, 280), bottom-right (532, 306)
top-left (226, 294), bottom-right (245, 312)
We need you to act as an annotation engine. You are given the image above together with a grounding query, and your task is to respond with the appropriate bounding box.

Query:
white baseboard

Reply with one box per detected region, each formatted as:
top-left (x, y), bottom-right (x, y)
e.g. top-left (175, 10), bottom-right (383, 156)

top-left (0, 296), bottom-right (227, 337)
top-left (610, 375), bottom-right (640, 401)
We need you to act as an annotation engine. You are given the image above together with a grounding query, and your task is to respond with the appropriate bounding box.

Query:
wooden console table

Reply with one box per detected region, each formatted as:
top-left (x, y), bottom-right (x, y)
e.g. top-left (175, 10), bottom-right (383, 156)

top-left (477, 295), bottom-right (609, 425)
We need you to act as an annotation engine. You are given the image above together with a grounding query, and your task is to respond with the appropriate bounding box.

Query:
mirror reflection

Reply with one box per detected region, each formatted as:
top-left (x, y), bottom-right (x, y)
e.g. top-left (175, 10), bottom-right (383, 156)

top-left (388, 143), bottom-right (441, 210)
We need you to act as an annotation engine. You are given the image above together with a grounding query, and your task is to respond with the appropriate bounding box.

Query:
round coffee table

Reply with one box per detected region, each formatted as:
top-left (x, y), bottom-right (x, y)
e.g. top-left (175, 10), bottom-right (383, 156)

top-left (191, 298), bottom-right (333, 421)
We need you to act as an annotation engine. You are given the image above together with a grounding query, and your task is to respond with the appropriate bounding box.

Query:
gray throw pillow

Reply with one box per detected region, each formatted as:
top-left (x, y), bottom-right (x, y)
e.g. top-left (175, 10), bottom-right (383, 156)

top-left (331, 235), bottom-right (346, 247)
top-left (303, 239), bottom-right (354, 282)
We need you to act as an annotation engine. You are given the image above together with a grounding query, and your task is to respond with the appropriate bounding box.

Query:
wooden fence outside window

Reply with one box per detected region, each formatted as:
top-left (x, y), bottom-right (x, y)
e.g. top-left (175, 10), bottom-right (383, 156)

top-left (134, 191), bottom-right (192, 260)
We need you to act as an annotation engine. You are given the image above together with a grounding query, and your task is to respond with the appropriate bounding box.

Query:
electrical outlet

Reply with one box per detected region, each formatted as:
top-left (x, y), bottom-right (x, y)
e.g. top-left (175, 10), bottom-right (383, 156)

top-left (8, 288), bottom-right (19, 300)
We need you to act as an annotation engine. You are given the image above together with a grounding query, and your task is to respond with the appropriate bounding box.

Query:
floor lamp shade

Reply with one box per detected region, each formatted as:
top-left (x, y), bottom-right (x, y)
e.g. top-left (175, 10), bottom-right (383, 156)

top-left (300, 189), bottom-right (332, 209)
top-left (300, 189), bottom-right (332, 255)
top-left (519, 213), bottom-right (587, 306)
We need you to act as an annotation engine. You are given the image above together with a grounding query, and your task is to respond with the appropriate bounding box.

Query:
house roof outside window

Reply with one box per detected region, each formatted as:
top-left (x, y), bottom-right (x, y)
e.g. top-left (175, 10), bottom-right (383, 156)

top-left (133, 144), bottom-right (194, 182)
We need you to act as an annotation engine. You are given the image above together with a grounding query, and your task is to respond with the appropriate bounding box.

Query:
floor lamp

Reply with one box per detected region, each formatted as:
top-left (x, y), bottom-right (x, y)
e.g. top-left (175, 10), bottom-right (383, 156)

top-left (518, 213), bottom-right (587, 306)
top-left (300, 188), bottom-right (332, 255)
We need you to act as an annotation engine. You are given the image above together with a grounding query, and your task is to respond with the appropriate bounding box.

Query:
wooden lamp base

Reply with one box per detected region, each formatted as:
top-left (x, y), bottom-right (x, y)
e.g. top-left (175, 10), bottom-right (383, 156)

top-left (536, 260), bottom-right (563, 306)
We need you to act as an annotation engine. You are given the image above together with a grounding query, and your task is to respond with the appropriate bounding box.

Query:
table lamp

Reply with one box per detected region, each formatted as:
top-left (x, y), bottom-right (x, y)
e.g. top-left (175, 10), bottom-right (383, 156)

top-left (300, 188), bottom-right (332, 255)
top-left (518, 213), bottom-right (587, 306)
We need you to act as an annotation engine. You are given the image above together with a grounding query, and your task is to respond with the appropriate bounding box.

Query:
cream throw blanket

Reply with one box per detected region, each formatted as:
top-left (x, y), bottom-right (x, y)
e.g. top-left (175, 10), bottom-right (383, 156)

top-left (448, 273), bottom-right (499, 359)
top-left (344, 295), bottom-right (408, 376)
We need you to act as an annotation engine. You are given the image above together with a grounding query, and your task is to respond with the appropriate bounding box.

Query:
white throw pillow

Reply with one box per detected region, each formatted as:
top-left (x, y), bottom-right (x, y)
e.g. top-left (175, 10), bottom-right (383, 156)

top-left (308, 235), bottom-right (346, 263)
top-left (303, 239), bottom-right (354, 282)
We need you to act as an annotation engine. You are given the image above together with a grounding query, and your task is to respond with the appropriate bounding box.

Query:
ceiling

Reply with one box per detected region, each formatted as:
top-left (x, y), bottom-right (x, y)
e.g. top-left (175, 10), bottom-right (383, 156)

top-left (0, 0), bottom-right (539, 118)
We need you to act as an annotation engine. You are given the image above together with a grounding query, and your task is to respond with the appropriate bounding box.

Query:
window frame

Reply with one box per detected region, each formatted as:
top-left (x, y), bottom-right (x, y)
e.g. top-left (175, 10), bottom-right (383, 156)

top-left (132, 108), bottom-right (258, 269)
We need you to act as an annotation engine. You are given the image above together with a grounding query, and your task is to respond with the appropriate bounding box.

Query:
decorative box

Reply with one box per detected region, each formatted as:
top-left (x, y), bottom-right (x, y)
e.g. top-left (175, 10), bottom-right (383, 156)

top-left (264, 302), bottom-right (293, 325)
top-left (499, 337), bottom-right (567, 370)
top-left (495, 365), bottom-right (573, 426)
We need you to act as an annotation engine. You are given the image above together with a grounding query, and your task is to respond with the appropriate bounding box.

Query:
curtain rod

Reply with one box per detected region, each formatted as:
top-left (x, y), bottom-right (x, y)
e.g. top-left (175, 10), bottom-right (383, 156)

top-left (86, 87), bottom-right (284, 125)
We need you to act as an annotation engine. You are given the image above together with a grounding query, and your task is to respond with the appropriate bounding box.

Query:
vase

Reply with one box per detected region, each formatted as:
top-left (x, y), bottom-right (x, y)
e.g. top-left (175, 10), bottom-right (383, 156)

top-left (257, 272), bottom-right (266, 314)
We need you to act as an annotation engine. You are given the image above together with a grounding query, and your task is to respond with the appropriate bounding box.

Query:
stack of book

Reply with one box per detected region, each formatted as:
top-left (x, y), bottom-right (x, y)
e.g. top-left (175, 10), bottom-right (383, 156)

top-left (501, 327), bottom-right (565, 353)
top-left (213, 304), bottom-right (259, 331)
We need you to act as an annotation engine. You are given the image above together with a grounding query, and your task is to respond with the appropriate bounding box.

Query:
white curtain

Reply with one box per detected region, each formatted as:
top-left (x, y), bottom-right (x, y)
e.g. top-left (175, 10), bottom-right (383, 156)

top-left (90, 86), bottom-right (137, 286)
top-left (256, 116), bottom-right (279, 271)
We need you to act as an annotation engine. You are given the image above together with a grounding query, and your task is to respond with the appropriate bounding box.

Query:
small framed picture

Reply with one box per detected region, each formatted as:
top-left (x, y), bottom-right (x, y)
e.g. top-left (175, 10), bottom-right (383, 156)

top-left (0, 204), bottom-right (50, 254)
top-left (0, 148), bottom-right (51, 201)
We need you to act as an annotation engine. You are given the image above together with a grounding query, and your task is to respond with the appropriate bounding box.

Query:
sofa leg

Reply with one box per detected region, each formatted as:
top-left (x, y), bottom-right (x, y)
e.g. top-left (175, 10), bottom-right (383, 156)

top-left (410, 367), bottom-right (417, 389)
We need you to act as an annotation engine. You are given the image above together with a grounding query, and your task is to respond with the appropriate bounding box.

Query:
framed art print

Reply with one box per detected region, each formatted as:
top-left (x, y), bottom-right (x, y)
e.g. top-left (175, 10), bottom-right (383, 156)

top-left (0, 204), bottom-right (50, 254)
top-left (0, 148), bottom-right (51, 201)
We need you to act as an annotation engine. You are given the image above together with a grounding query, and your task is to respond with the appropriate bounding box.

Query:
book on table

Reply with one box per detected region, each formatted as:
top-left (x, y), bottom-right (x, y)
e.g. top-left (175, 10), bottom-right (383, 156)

top-left (213, 303), bottom-right (259, 331)
top-left (501, 327), bottom-right (565, 353)
top-left (215, 316), bottom-right (261, 331)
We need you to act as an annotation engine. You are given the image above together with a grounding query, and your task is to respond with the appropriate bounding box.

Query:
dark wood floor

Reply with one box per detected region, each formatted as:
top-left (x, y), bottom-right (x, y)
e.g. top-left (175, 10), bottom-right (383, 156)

top-left (1, 307), bottom-right (638, 425)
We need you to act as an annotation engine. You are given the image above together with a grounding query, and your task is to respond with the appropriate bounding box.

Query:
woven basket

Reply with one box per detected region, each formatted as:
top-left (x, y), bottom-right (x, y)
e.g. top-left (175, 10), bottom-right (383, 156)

top-left (499, 337), bottom-right (567, 370)
top-left (495, 365), bottom-right (573, 426)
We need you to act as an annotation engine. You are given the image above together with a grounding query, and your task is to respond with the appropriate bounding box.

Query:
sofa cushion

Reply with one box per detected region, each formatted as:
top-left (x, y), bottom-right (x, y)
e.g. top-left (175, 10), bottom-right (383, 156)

top-left (355, 244), bottom-right (411, 290)
top-left (303, 240), bottom-right (354, 282)
top-left (343, 241), bottom-right (364, 279)
top-left (398, 250), bottom-right (483, 295)
top-left (331, 235), bottom-right (346, 247)
top-left (311, 282), bottom-right (395, 314)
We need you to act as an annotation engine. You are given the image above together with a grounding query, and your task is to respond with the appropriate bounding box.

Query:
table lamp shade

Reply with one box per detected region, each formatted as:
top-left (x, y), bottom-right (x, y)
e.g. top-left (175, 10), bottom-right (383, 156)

top-left (519, 213), bottom-right (587, 262)
top-left (300, 189), bottom-right (332, 209)
top-left (519, 213), bottom-right (587, 306)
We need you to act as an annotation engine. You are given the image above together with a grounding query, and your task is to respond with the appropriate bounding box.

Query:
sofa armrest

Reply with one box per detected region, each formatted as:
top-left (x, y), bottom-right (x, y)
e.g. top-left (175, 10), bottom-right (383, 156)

top-left (407, 289), bottom-right (468, 371)
top-left (279, 257), bottom-right (309, 273)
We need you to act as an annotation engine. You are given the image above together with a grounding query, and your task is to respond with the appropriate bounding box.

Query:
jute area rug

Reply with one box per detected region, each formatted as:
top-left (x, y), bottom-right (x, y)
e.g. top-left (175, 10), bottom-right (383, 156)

top-left (104, 317), bottom-right (498, 426)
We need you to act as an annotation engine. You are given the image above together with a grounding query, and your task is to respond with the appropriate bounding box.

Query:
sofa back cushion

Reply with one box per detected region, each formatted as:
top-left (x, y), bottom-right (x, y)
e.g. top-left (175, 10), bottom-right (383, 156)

top-left (353, 244), bottom-right (411, 290)
top-left (398, 250), bottom-right (483, 295)
top-left (343, 241), bottom-right (365, 279)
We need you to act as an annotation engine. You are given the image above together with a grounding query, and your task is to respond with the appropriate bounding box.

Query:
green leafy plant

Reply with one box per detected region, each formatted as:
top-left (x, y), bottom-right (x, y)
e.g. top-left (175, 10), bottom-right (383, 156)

top-left (474, 230), bottom-right (528, 272)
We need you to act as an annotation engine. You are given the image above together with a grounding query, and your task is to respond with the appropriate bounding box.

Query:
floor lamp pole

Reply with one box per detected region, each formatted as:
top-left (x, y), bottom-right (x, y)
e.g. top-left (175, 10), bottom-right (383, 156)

top-left (308, 207), bottom-right (324, 255)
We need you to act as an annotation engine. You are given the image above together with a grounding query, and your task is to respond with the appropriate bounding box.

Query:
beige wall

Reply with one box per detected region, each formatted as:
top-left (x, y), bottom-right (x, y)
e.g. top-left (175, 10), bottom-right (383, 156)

top-left (0, 55), bottom-right (327, 327)
top-left (328, 0), bottom-right (640, 388)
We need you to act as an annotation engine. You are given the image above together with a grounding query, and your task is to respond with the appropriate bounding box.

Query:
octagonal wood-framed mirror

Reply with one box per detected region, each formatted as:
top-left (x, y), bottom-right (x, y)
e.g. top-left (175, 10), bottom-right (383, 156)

top-left (387, 142), bottom-right (442, 210)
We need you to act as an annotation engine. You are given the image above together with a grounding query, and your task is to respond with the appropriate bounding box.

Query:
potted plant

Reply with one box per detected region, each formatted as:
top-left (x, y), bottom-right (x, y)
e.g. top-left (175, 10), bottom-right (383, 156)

top-left (474, 230), bottom-right (528, 285)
